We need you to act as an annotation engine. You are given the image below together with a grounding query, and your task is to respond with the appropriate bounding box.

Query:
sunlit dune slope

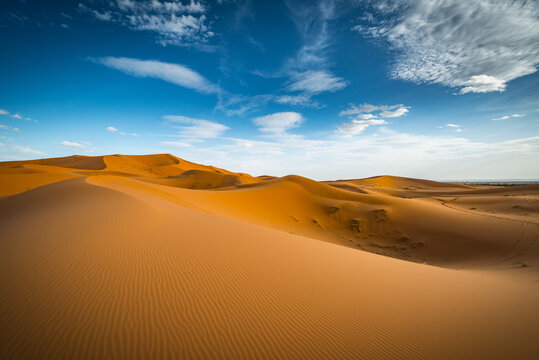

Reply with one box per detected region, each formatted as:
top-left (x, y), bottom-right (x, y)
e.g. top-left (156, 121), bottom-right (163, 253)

top-left (1, 175), bottom-right (538, 359)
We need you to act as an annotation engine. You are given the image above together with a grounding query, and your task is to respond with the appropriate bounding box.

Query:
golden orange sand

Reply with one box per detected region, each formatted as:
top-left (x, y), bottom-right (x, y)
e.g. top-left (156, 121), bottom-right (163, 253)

top-left (1, 154), bottom-right (538, 359)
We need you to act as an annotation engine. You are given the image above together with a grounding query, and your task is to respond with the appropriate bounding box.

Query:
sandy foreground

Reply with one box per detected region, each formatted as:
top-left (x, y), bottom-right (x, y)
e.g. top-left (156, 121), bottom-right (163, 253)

top-left (1, 154), bottom-right (538, 359)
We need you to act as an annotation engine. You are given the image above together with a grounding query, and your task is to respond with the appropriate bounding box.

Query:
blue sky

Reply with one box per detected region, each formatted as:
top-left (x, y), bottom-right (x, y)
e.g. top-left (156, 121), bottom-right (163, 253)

top-left (1, 0), bottom-right (538, 180)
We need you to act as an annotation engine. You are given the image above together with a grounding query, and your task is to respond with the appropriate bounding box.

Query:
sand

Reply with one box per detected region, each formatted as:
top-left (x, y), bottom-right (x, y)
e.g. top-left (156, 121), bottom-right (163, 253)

top-left (1, 154), bottom-right (538, 359)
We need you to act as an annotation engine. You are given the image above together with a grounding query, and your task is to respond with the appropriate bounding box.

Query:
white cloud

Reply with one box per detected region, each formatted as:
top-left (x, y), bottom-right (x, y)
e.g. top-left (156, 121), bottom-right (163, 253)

top-left (107, 126), bottom-right (137, 136)
top-left (337, 119), bottom-right (388, 136)
top-left (459, 75), bottom-right (506, 94)
top-left (164, 115), bottom-right (229, 138)
top-left (340, 103), bottom-right (408, 117)
top-left (358, 113), bottom-right (376, 120)
top-left (116, 0), bottom-right (136, 11)
top-left (57, 141), bottom-right (91, 150)
top-left (82, 0), bottom-right (210, 47)
top-left (338, 103), bottom-right (409, 136)
top-left (287, 70), bottom-right (347, 94)
top-left (444, 123), bottom-right (462, 133)
top-left (379, 107), bottom-right (409, 118)
top-left (355, 0), bottom-right (539, 93)
top-left (93, 10), bottom-right (112, 21)
top-left (215, 94), bottom-right (273, 117)
top-left (0, 124), bottom-right (19, 132)
top-left (492, 114), bottom-right (526, 121)
top-left (0, 109), bottom-right (36, 122)
top-left (96, 57), bottom-right (221, 94)
top-left (159, 141), bottom-right (192, 148)
top-left (148, 0), bottom-right (206, 14)
top-left (252, 112), bottom-right (304, 134)
top-left (274, 94), bottom-right (321, 108)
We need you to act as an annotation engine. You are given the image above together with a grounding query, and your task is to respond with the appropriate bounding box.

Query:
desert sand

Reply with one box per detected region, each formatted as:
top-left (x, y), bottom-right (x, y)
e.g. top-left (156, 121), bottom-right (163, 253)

top-left (1, 154), bottom-right (538, 359)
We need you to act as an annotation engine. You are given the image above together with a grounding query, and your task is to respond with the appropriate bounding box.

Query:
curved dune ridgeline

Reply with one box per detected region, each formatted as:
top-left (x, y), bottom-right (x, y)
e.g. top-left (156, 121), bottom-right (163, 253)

top-left (1, 154), bottom-right (538, 359)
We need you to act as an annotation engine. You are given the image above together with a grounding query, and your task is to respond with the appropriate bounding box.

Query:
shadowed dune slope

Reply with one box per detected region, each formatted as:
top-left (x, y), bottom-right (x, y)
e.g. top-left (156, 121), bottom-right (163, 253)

top-left (1, 177), bottom-right (538, 359)
top-left (142, 169), bottom-right (258, 189)
top-left (102, 154), bottom-right (255, 180)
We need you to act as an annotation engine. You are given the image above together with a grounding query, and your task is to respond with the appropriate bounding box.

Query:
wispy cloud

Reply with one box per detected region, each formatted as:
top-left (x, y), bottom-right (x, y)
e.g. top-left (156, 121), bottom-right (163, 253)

top-left (339, 103), bottom-right (409, 117)
top-left (281, 1), bottom-right (347, 97)
top-left (274, 94), bottom-right (322, 108)
top-left (337, 119), bottom-right (387, 136)
top-left (0, 108), bottom-right (36, 122)
top-left (252, 112), bottom-right (304, 135)
top-left (95, 57), bottom-right (221, 94)
top-left (354, 0), bottom-right (539, 94)
top-left (215, 94), bottom-right (273, 116)
top-left (57, 140), bottom-right (93, 151)
top-left (79, 0), bottom-right (211, 48)
top-left (164, 115), bottom-right (229, 139)
top-left (0, 124), bottom-right (19, 132)
top-left (159, 141), bottom-right (192, 148)
top-left (492, 114), bottom-right (526, 121)
top-left (380, 107), bottom-right (409, 118)
top-left (443, 123), bottom-right (462, 133)
top-left (106, 125), bottom-right (137, 136)
top-left (287, 70), bottom-right (347, 94)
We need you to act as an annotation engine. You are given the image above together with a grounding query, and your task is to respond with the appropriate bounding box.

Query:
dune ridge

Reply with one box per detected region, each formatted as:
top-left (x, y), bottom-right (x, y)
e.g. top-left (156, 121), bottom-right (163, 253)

top-left (1, 154), bottom-right (538, 359)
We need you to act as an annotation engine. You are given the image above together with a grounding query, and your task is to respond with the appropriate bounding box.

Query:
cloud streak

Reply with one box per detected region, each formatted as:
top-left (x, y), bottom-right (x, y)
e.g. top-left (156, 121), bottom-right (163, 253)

top-left (164, 115), bottom-right (229, 139)
top-left (96, 57), bottom-right (221, 94)
top-left (492, 114), bottom-right (526, 121)
top-left (0, 124), bottom-right (20, 132)
top-left (57, 141), bottom-right (93, 150)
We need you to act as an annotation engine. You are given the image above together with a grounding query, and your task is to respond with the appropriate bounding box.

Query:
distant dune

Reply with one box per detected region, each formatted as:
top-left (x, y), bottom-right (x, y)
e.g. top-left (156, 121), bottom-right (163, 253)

top-left (1, 154), bottom-right (538, 359)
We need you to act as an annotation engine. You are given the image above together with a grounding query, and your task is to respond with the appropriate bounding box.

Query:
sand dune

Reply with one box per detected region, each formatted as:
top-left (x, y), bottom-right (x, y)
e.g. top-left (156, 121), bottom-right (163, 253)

top-left (1, 154), bottom-right (538, 359)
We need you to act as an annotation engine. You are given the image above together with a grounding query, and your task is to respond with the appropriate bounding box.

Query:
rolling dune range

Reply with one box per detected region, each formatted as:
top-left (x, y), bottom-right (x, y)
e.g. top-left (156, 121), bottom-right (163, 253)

top-left (1, 154), bottom-right (538, 359)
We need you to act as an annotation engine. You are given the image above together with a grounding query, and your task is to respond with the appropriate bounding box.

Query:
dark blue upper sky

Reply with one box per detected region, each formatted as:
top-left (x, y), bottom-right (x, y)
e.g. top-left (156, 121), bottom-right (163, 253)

top-left (1, 0), bottom-right (538, 179)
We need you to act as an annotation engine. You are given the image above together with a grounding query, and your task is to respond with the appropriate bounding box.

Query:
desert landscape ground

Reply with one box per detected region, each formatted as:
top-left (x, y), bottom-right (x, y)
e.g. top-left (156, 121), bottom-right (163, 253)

top-left (1, 154), bottom-right (538, 359)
